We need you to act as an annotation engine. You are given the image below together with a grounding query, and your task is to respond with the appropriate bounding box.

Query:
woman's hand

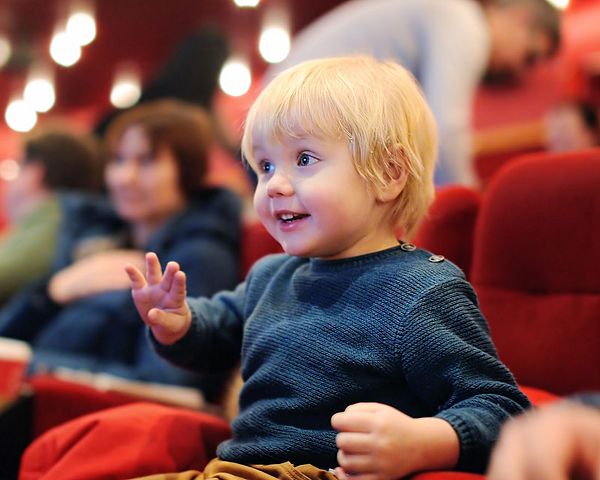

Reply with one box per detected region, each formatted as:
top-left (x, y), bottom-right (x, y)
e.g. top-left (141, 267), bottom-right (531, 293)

top-left (48, 249), bottom-right (146, 304)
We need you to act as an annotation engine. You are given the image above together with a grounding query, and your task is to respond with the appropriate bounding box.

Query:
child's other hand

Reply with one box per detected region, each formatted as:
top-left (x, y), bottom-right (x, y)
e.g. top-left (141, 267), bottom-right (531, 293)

top-left (125, 252), bottom-right (192, 345)
top-left (331, 402), bottom-right (419, 480)
top-left (331, 402), bottom-right (459, 480)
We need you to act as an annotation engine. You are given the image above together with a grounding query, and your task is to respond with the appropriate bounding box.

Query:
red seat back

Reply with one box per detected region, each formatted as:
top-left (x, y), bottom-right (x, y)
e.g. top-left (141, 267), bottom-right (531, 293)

top-left (471, 149), bottom-right (600, 395)
top-left (240, 221), bottom-right (282, 279)
top-left (413, 186), bottom-right (481, 278)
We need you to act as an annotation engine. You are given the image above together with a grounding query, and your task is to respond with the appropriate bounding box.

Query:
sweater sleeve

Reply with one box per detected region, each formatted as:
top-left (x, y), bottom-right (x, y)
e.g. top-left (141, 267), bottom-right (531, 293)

top-left (398, 277), bottom-right (530, 473)
top-left (152, 281), bottom-right (247, 374)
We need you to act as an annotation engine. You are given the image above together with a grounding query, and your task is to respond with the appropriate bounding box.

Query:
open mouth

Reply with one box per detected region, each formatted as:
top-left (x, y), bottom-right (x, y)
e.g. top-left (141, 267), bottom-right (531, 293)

top-left (278, 213), bottom-right (310, 223)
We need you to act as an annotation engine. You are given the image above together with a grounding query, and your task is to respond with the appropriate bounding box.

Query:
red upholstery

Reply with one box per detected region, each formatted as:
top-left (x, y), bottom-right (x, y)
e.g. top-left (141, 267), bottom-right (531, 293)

top-left (413, 186), bottom-right (481, 278)
top-left (27, 375), bottom-right (144, 438)
top-left (19, 403), bottom-right (231, 480)
top-left (474, 147), bottom-right (543, 189)
top-left (412, 473), bottom-right (483, 480)
top-left (471, 148), bottom-right (600, 395)
top-left (240, 221), bottom-right (282, 279)
top-left (519, 385), bottom-right (560, 406)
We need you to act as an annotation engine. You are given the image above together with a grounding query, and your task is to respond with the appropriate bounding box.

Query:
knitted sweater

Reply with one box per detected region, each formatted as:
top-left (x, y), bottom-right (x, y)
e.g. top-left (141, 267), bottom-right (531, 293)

top-left (154, 245), bottom-right (530, 472)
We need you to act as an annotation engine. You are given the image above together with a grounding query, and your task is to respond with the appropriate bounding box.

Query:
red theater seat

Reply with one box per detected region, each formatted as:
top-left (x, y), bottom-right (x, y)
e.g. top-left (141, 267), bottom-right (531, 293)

top-left (240, 220), bottom-right (282, 278)
top-left (413, 186), bottom-right (481, 278)
top-left (20, 403), bottom-right (231, 480)
top-left (471, 148), bottom-right (600, 396)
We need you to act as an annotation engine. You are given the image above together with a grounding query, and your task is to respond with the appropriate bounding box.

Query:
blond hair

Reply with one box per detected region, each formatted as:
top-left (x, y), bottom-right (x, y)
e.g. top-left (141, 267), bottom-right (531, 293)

top-left (242, 56), bottom-right (437, 238)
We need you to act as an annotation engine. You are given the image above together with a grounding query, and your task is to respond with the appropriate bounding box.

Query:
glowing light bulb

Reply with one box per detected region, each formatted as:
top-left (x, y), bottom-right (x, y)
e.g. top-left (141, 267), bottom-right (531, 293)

top-left (0, 159), bottom-right (20, 182)
top-left (259, 26), bottom-right (291, 64)
top-left (110, 67), bottom-right (141, 108)
top-left (0, 36), bottom-right (11, 68)
top-left (66, 12), bottom-right (97, 46)
top-left (233, 0), bottom-right (260, 7)
top-left (219, 59), bottom-right (252, 97)
top-left (24, 78), bottom-right (56, 112)
top-left (50, 31), bottom-right (82, 67)
top-left (5, 100), bottom-right (38, 132)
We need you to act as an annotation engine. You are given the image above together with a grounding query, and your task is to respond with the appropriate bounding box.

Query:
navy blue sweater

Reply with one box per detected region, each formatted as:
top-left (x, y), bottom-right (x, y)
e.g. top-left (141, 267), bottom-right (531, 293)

top-left (154, 245), bottom-right (530, 472)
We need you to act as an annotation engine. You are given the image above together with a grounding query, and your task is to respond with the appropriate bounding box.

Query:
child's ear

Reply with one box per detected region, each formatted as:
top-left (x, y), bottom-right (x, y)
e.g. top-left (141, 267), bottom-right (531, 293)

top-left (375, 152), bottom-right (408, 203)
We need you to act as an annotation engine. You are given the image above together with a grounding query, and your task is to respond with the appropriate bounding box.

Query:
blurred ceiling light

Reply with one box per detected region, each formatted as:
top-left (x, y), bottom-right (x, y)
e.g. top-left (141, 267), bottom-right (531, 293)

top-left (259, 26), bottom-right (290, 63)
top-left (0, 159), bottom-right (20, 182)
top-left (24, 65), bottom-right (56, 113)
top-left (546, 0), bottom-right (569, 9)
top-left (66, 12), bottom-right (97, 46)
top-left (110, 67), bottom-right (142, 108)
top-left (0, 36), bottom-right (11, 68)
top-left (24, 78), bottom-right (56, 112)
top-left (219, 58), bottom-right (252, 97)
top-left (233, 0), bottom-right (260, 7)
top-left (5, 99), bottom-right (38, 132)
top-left (50, 31), bottom-right (82, 67)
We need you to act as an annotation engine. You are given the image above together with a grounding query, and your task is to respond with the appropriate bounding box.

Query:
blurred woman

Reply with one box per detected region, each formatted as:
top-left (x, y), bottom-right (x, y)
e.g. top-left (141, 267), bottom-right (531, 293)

top-left (0, 100), bottom-right (242, 402)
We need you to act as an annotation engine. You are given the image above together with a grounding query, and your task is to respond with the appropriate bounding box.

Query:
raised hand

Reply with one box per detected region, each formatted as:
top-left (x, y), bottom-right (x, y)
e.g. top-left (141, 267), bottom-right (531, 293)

top-left (125, 251), bottom-right (192, 345)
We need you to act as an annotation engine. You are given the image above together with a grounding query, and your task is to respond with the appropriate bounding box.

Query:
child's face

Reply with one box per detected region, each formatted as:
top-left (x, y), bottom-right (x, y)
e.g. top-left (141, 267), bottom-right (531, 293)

top-left (249, 132), bottom-right (398, 260)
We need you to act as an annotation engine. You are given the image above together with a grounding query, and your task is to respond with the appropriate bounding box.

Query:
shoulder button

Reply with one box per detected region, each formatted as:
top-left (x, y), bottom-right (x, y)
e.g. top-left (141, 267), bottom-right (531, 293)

top-left (400, 242), bottom-right (416, 252)
top-left (428, 254), bottom-right (445, 263)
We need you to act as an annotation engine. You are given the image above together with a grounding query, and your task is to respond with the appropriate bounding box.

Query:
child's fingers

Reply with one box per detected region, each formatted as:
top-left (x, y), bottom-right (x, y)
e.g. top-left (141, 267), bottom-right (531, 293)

top-left (334, 468), bottom-right (379, 480)
top-left (333, 468), bottom-right (348, 480)
top-left (171, 270), bottom-right (187, 302)
top-left (344, 403), bottom-right (384, 413)
top-left (336, 450), bottom-right (375, 476)
top-left (147, 307), bottom-right (178, 329)
top-left (161, 261), bottom-right (181, 292)
top-left (337, 472), bottom-right (378, 480)
top-left (335, 432), bottom-right (372, 454)
top-left (124, 263), bottom-right (147, 289)
top-left (145, 252), bottom-right (163, 285)
top-left (331, 411), bottom-right (374, 433)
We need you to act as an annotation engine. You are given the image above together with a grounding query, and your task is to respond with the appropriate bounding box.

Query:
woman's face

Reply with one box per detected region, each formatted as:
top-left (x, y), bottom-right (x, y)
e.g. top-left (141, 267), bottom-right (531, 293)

top-left (105, 125), bottom-right (187, 226)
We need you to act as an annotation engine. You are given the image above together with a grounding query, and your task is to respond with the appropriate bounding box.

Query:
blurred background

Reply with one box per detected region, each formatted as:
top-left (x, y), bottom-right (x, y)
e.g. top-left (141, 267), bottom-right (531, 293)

top-left (0, 0), bottom-right (599, 196)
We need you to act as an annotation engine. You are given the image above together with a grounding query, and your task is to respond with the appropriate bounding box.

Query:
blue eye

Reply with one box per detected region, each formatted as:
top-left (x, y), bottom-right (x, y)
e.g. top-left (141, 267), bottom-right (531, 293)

top-left (297, 152), bottom-right (318, 167)
top-left (258, 160), bottom-right (274, 174)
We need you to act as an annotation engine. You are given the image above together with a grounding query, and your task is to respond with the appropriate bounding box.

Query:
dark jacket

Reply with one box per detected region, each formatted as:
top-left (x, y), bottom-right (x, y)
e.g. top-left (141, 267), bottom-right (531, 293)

top-left (0, 187), bottom-right (241, 402)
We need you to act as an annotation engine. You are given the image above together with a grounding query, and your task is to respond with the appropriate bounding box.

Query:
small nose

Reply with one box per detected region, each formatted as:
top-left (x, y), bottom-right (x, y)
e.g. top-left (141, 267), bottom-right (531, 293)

top-left (112, 159), bottom-right (138, 184)
top-left (266, 171), bottom-right (294, 197)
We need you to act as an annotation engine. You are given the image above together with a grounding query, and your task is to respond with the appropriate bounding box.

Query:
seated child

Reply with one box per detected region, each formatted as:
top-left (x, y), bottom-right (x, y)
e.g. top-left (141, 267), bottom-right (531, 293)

top-left (125, 55), bottom-right (530, 479)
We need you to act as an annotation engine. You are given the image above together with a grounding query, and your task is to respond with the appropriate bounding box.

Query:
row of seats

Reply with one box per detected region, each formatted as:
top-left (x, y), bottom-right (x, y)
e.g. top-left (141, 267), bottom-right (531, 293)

top-left (18, 148), bottom-right (600, 479)
top-left (416, 148), bottom-right (600, 396)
